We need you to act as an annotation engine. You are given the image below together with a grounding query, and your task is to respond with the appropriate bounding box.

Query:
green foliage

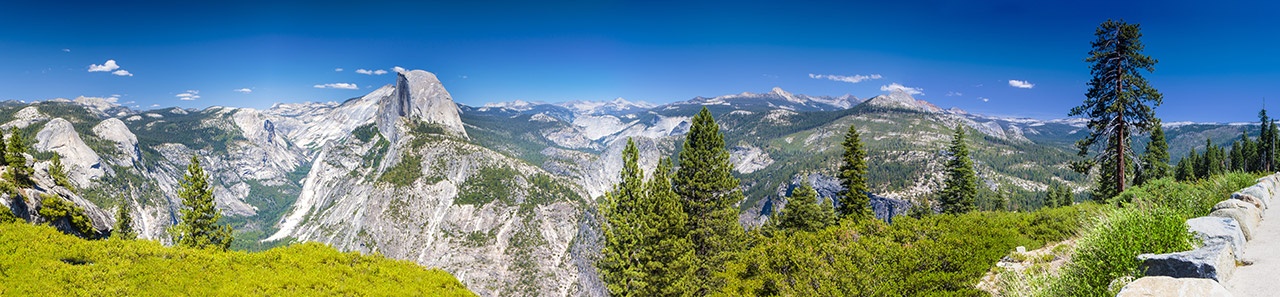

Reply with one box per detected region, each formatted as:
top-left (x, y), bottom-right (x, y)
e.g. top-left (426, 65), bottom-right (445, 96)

top-left (454, 165), bottom-right (517, 207)
top-left (1047, 207), bottom-right (1193, 296)
top-left (940, 125), bottom-right (978, 214)
top-left (674, 107), bottom-right (747, 294)
top-left (1135, 123), bottom-right (1170, 186)
top-left (112, 199), bottom-right (137, 240)
top-left (48, 154), bottom-right (74, 192)
top-left (170, 156), bottom-right (233, 251)
top-left (351, 123), bottom-right (379, 143)
top-left (0, 203), bottom-right (16, 224)
top-left (600, 141), bottom-right (696, 296)
top-left (771, 182), bottom-right (835, 233)
top-left (37, 194), bottom-right (96, 238)
top-left (836, 124), bottom-right (871, 221)
top-left (720, 204), bottom-right (1101, 296)
top-left (5, 127), bottom-right (33, 187)
top-left (1044, 182), bottom-right (1074, 208)
top-left (0, 222), bottom-right (475, 296)
top-left (377, 154), bottom-right (423, 188)
top-left (1070, 19), bottom-right (1163, 198)
top-left (1114, 173), bottom-right (1259, 219)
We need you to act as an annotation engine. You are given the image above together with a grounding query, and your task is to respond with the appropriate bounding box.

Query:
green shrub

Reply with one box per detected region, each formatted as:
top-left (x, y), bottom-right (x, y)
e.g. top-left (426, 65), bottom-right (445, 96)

top-left (351, 123), bottom-right (378, 143)
top-left (455, 166), bottom-right (518, 206)
top-left (377, 154), bottom-right (423, 188)
top-left (720, 203), bottom-right (1100, 296)
top-left (0, 222), bottom-right (475, 296)
top-left (36, 194), bottom-right (95, 238)
top-left (1114, 173), bottom-right (1259, 218)
top-left (1048, 207), bottom-right (1195, 296)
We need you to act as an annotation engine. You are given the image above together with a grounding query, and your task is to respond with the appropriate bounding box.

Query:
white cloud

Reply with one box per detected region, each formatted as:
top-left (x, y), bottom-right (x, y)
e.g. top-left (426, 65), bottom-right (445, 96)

top-left (808, 73), bottom-right (883, 84)
top-left (62, 48), bottom-right (71, 53)
top-left (980, 97), bottom-right (990, 102)
top-left (176, 90), bottom-right (200, 101)
top-left (313, 83), bottom-right (358, 90)
top-left (88, 60), bottom-right (120, 72)
top-left (1008, 80), bottom-right (1034, 89)
top-left (392, 66), bottom-right (406, 73)
top-left (355, 69), bottom-right (388, 75)
top-left (234, 88), bottom-right (252, 94)
top-left (946, 91), bottom-right (963, 97)
top-left (880, 83), bottom-right (924, 95)
top-left (151, 104), bottom-right (160, 107)
top-left (335, 68), bottom-right (344, 72)
top-left (112, 70), bottom-right (133, 76)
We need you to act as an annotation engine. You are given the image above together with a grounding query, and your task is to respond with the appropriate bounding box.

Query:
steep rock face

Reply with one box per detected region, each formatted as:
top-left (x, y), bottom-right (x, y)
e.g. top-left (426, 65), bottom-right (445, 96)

top-left (34, 118), bottom-right (104, 186)
top-left (269, 129), bottom-right (590, 296)
top-left (376, 70), bottom-right (467, 143)
top-left (92, 118), bottom-right (139, 166)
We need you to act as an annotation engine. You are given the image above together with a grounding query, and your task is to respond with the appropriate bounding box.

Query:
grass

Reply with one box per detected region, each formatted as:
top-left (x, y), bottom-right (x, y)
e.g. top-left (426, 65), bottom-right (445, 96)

top-left (0, 222), bottom-right (475, 296)
top-left (1004, 172), bottom-right (1263, 296)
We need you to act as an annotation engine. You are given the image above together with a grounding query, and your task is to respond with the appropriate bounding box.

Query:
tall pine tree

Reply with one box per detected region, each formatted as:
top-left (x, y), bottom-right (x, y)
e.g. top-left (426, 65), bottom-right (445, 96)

top-left (674, 107), bottom-right (745, 294)
top-left (836, 124), bottom-right (870, 221)
top-left (1069, 19), bottom-right (1163, 199)
top-left (113, 198), bottom-right (137, 240)
top-left (940, 125), bottom-right (978, 214)
top-left (1260, 109), bottom-right (1275, 172)
top-left (773, 182), bottom-right (835, 233)
top-left (5, 127), bottom-right (33, 187)
top-left (639, 157), bottom-right (695, 296)
top-left (169, 156), bottom-right (233, 250)
top-left (1134, 122), bottom-right (1170, 185)
top-left (600, 139), bottom-right (648, 296)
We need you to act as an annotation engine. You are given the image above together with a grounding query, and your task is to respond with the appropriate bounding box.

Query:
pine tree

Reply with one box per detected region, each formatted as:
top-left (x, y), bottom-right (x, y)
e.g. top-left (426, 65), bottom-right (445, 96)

top-left (169, 156), bottom-right (233, 250)
top-left (773, 182), bottom-right (835, 233)
top-left (639, 157), bottom-right (695, 296)
top-left (49, 153), bottom-right (74, 192)
top-left (1045, 182), bottom-right (1073, 208)
top-left (1240, 130), bottom-right (1258, 172)
top-left (113, 198), bottom-right (137, 240)
top-left (600, 139), bottom-right (647, 296)
top-left (940, 125), bottom-right (978, 214)
top-left (673, 107), bottom-right (746, 294)
top-left (1135, 122), bottom-right (1170, 185)
top-left (5, 127), bottom-right (33, 187)
top-left (1069, 19), bottom-right (1163, 198)
top-left (1175, 149), bottom-right (1199, 181)
top-left (1260, 109), bottom-right (1275, 172)
top-left (836, 124), bottom-right (870, 221)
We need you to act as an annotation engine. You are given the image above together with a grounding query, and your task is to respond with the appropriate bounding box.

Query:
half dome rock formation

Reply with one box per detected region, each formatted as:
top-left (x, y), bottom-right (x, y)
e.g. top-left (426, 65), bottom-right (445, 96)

top-left (375, 69), bottom-right (468, 143)
top-left (92, 118), bottom-right (140, 166)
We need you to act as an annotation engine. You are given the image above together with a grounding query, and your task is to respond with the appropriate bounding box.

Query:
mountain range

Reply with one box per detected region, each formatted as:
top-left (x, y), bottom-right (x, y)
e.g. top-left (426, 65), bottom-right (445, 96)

top-left (0, 69), bottom-right (1260, 296)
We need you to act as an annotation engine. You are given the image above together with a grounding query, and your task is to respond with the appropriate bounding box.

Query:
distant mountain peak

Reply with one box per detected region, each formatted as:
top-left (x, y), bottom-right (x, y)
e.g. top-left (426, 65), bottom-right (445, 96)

top-left (374, 69), bottom-right (468, 141)
top-left (863, 90), bottom-right (941, 113)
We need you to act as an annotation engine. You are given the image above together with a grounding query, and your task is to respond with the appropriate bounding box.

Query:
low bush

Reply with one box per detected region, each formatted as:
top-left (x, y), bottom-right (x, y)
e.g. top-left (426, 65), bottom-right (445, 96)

top-left (1046, 207), bottom-right (1194, 296)
top-left (719, 203), bottom-right (1101, 296)
top-left (0, 222), bottom-right (475, 296)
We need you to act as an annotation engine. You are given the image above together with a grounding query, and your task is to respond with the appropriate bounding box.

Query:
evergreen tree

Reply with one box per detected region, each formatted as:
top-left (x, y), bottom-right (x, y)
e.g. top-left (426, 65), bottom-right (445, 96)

top-left (1091, 158), bottom-right (1126, 202)
top-left (1260, 109), bottom-right (1275, 172)
top-left (113, 198), bottom-right (137, 240)
top-left (1045, 182), bottom-right (1073, 208)
top-left (5, 127), bottom-right (33, 187)
top-left (639, 157), bottom-right (695, 296)
top-left (49, 153), bottom-right (74, 192)
top-left (169, 156), bottom-right (232, 251)
top-left (940, 125), bottom-right (978, 214)
top-left (1175, 149), bottom-right (1198, 181)
top-left (1069, 19), bottom-right (1163, 198)
top-left (1240, 130), bottom-right (1258, 172)
top-left (773, 182), bottom-right (835, 233)
top-left (673, 107), bottom-right (746, 294)
top-left (1135, 122), bottom-right (1170, 186)
top-left (836, 124), bottom-right (870, 221)
top-left (600, 139), bottom-right (648, 296)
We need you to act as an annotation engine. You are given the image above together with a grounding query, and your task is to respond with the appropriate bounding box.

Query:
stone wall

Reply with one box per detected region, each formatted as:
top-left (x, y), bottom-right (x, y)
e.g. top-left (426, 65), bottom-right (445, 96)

top-left (1116, 174), bottom-right (1280, 296)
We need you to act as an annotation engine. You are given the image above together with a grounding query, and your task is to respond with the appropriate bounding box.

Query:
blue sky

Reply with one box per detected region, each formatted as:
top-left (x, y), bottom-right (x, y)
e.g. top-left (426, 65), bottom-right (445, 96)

top-left (1, 1), bottom-right (1278, 122)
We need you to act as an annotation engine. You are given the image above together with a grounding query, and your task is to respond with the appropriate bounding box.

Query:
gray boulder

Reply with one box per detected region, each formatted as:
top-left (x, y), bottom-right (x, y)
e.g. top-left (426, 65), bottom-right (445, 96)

top-left (1138, 242), bottom-right (1237, 282)
top-left (1116, 276), bottom-right (1232, 297)
top-left (1240, 184), bottom-right (1272, 206)
top-left (1210, 208), bottom-right (1260, 240)
top-left (1186, 216), bottom-right (1247, 261)
top-left (1231, 192), bottom-right (1267, 210)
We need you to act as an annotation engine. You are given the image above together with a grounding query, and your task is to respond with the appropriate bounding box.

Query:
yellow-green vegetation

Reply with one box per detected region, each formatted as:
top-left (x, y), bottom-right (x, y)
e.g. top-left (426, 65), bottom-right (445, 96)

top-left (36, 194), bottom-right (95, 238)
top-left (1004, 172), bottom-right (1260, 296)
top-left (0, 222), bottom-right (475, 296)
top-left (719, 203), bottom-right (1102, 296)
